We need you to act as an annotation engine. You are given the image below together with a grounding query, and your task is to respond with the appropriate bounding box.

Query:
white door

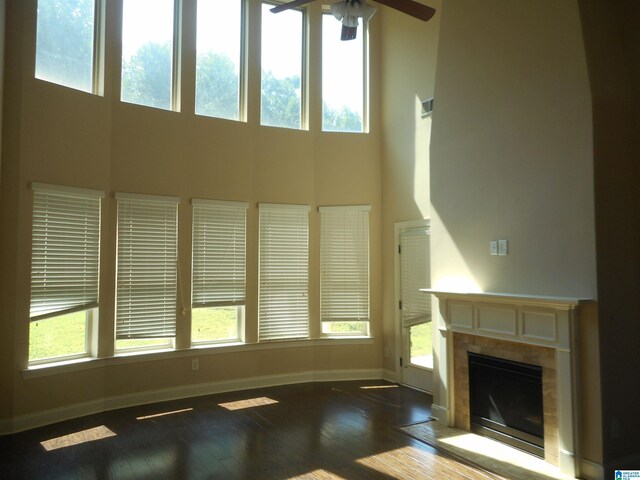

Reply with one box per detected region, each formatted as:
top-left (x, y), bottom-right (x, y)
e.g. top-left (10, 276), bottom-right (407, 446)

top-left (397, 222), bottom-right (433, 392)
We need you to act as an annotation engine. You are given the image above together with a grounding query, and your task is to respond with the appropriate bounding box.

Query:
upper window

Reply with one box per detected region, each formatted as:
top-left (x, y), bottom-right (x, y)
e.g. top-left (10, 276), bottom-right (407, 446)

top-left (260, 3), bottom-right (304, 129)
top-left (191, 200), bottom-right (247, 345)
top-left (322, 13), bottom-right (365, 133)
top-left (29, 183), bottom-right (103, 363)
top-left (258, 203), bottom-right (310, 341)
top-left (195, 0), bottom-right (244, 121)
top-left (121, 0), bottom-right (177, 110)
top-left (115, 193), bottom-right (179, 352)
top-left (35, 0), bottom-right (102, 93)
top-left (319, 206), bottom-right (370, 336)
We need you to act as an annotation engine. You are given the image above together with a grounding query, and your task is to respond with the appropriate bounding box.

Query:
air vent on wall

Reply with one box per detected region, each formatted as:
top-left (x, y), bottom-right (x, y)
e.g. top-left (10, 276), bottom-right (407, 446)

top-left (421, 97), bottom-right (434, 118)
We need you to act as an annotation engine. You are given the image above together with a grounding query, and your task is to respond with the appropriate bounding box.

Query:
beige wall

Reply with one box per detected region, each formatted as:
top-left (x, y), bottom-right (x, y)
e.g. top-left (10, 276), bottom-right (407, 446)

top-left (430, 0), bottom-right (596, 298)
top-left (429, 0), bottom-right (601, 469)
top-left (379, 1), bottom-right (441, 373)
top-left (0, 0), bottom-right (383, 420)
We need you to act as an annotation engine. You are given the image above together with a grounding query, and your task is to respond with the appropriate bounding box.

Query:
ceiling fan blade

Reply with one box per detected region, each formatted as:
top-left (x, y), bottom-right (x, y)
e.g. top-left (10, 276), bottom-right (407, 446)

top-left (270, 0), bottom-right (316, 14)
top-left (373, 0), bottom-right (436, 22)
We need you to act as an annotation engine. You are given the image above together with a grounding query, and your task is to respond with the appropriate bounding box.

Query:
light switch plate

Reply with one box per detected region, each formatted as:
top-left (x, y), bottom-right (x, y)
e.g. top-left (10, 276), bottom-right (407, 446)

top-left (498, 239), bottom-right (508, 255)
top-left (490, 240), bottom-right (498, 256)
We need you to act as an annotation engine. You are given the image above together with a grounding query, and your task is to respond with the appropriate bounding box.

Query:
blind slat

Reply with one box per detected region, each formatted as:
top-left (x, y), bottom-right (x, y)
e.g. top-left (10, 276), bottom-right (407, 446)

top-left (258, 206), bottom-right (309, 341)
top-left (320, 208), bottom-right (370, 323)
top-left (30, 188), bottom-right (102, 320)
top-left (115, 196), bottom-right (178, 339)
top-left (192, 202), bottom-right (247, 307)
top-left (400, 227), bottom-right (431, 327)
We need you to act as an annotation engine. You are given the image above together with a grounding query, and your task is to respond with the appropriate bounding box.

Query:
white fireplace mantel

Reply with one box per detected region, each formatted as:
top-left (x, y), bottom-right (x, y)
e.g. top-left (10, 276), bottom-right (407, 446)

top-left (422, 289), bottom-right (593, 479)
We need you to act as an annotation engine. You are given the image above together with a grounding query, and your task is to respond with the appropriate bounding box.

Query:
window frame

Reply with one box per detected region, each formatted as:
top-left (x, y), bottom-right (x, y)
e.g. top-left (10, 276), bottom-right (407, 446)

top-left (320, 10), bottom-right (369, 133)
top-left (260, 1), bottom-right (308, 130)
top-left (120, 0), bottom-right (182, 111)
top-left (35, 0), bottom-right (106, 95)
top-left (319, 205), bottom-right (371, 338)
top-left (114, 192), bottom-right (180, 353)
top-left (29, 183), bottom-right (104, 365)
top-left (191, 199), bottom-right (248, 346)
top-left (194, 0), bottom-right (247, 121)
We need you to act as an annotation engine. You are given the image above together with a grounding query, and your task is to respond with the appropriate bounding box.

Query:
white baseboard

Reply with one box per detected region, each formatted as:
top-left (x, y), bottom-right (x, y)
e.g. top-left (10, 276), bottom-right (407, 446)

top-left (580, 458), bottom-right (604, 480)
top-left (1, 368), bottom-right (384, 435)
top-left (431, 403), bottom-right (449, 423)
top-left (382, 368), bottom-right (397, 383)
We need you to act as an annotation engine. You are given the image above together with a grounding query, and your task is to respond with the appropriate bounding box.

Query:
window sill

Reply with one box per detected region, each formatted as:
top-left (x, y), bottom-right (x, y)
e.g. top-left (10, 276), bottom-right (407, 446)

top-left (22, 337), bottom-right (375, 379)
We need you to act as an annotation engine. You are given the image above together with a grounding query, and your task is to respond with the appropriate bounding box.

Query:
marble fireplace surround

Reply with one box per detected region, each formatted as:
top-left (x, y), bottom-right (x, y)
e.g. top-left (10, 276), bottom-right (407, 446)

top-left (423, 290), bottom-right (590, 479)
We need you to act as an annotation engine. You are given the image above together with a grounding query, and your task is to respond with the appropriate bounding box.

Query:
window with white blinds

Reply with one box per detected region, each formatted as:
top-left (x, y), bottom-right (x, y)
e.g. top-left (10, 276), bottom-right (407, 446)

top-left (115, 193), bottom-right (179, 340)
top-left (192, 200), bottom-right (247, 307)
top-left (258, 203), bottom-right (310, 341)
top-left (320, 206), bottom-right (370, 323)
top-left (400, 226), bottom-right (431, 327)
top-left (30, 183), bottom-right (104, 321)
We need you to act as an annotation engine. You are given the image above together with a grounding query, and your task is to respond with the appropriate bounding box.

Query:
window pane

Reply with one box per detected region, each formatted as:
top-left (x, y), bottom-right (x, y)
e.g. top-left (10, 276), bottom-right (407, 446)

top-left (261, 4), bottom-right (302, 129)
top-left (321, 322), bottom-right (368, 336)
top-left (322, 14), bottom-right (364, 132)
top-left (192, 307), bottom-right (241, 343)
top-left (29, 311), bottom-right (87, 362)
top-left (121, 0), bottom-right (175, 110)
top-left (35, 0), bottom-right (96, 92)
top-left (195, 0), bottom-right (242, 120)
top-left (115, 339), bottom-right (171, 351)
top-left (410, 322), bottom-right (433, 369)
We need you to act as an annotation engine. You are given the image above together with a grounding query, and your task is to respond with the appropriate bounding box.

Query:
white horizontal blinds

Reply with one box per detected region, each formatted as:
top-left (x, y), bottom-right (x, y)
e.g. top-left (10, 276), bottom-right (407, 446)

top-left (400, 227), bottom-right (431, 327)
top-left (115, 193), bottom-right (179, 339)
top-left (320, 206), bottom-right (370, 322)
top-left (192, 200), bottom-right (247, 307)
top-left (30, 184), bottom-right (103, 321)
top-left (259, 204), bottom-right (310, 341)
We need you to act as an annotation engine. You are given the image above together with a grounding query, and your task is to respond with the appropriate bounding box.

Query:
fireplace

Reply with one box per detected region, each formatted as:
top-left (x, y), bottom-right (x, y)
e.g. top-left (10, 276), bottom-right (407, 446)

top-left (425, 290), bottom-right (587, 478)
top-left (468, 352), bottom-right (544, 458)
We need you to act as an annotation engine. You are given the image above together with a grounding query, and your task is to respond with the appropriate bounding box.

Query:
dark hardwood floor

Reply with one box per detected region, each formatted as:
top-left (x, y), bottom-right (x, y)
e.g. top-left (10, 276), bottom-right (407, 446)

top-left (0, 380), bottom-right (502, 479)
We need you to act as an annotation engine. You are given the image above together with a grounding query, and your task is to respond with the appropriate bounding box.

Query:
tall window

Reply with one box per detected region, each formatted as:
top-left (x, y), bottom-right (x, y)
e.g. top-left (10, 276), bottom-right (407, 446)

top-left (195, 0), bottom-right (243, 120)
top-left (192, 200), bottom-right (247, 344)
top-left (121, 0), bottom-right (178, 110)
top-left (261, 3), bottom-right (304, 129)
top-left (258, 204), bottom-right (309, 341)
top-left (322, 14), bottom-right (365, 132)
top-left (115, 193), bottom-right (179, 351)
top-left (29, 183), bottom-right (103, 363)
top-left (35, 0), bottom-right (102, 93)
top-left (320, 206), bottom-right (370, 336)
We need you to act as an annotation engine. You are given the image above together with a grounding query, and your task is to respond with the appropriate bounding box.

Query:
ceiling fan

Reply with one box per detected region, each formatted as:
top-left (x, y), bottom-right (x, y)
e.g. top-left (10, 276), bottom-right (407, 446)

top-left (271, 0), bottom-right (436, 41)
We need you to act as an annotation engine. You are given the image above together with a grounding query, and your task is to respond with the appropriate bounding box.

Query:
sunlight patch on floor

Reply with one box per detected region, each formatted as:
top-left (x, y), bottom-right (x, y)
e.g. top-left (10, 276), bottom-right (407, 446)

top-left (218, 396), bottom-right (279, 411)
top-left (399, 421), bottom-right (577, 480)
top-left (359, 384), bottom-right (399, 390)
top-left (136, 407), bottom-right (194, 420)
top-left (288, 469), bottom-right (347, 479)
top-left (40, 425), bottom-right (116, 451)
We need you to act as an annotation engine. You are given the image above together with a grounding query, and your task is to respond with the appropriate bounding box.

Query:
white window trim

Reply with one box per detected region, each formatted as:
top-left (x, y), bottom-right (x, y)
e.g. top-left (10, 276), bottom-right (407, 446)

top-left (114, 192), bottom-right (180, 347)
top-left (191, 198), bottom-right (248, 345)
top-left (319, 205), bottom-right (371, 337)
top-left (260, 1), bottom-right (308, 130)
top-left (320, 11), bottom-right (368, 133)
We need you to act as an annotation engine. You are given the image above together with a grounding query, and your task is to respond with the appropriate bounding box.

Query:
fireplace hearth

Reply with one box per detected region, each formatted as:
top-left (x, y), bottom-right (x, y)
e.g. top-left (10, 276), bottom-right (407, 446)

top-left (468, 352), bottom-right (544, 458)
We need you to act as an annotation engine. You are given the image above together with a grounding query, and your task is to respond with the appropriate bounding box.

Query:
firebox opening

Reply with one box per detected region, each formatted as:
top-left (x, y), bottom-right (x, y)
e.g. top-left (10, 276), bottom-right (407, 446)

top-left (468, 352), bottom-right (544, 458)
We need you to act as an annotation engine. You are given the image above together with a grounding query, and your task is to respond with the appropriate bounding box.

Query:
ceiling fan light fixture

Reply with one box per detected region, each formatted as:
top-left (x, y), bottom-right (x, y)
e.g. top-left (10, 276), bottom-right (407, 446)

top-left (330, 0), bottom-right (376, 40)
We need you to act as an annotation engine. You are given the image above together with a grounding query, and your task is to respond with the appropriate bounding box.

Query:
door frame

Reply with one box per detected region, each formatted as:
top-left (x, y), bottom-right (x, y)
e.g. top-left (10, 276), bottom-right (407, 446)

top-left (394, 219), bottom-right (431, 390)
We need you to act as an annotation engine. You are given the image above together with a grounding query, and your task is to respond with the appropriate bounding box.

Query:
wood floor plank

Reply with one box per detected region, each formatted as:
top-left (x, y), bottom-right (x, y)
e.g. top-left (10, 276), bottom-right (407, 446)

top-left (0, 380), bottom-right (503, 479)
